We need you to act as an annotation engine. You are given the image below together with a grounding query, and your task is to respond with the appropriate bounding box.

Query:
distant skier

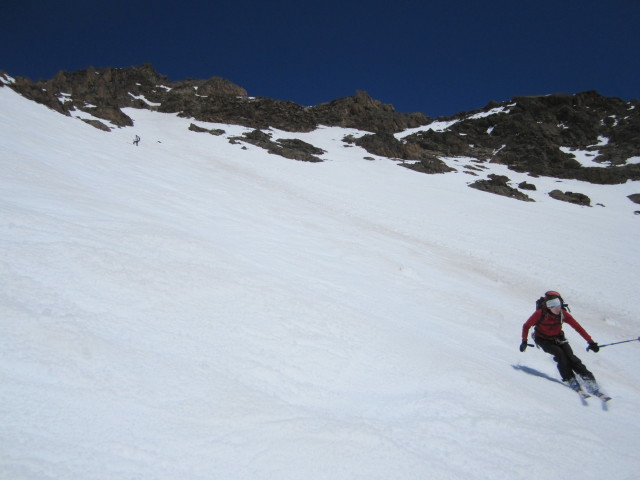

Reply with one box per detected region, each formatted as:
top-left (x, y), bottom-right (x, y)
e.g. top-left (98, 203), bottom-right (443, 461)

top-left (133, 135), bottom-right (140, 146)
top-left (520, 290), bottom-right (603, 395)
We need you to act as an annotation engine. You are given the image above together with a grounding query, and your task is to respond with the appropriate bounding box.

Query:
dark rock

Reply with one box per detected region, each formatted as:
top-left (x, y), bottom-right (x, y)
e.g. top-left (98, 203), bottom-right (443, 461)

top-left (171, 96), bottom-right (317, 132)
top-left (311, 90), bottom-right (429, 132)
top-left (232, 129), bottom-right (325, 162)
top-left (570, 164), bottom-right (640, 184)
top-left (10, 76), bottom-right (69, 116)
top-left (354, 132), bottom-right (406, 159)
top-left (188, 123), bottom-right (225, 135)
top-left (519, 181), bottom-right (537, 191)
top-left (469, 174), bottom-right (534, 201)
top-left (81, 119), bottom-right (111, 131)
top-left (628, 194), bottom-right (640, 205)
top-left (403, 156), bottom-right (456, 174)
top-left (404, 129), bottom-right (472, 157)
top-left (87, 105), bottom-right (133, 127)
top-left (275, 138), bottom-right (325, 162)
top-left (548, 190), bottom-right (591, 206)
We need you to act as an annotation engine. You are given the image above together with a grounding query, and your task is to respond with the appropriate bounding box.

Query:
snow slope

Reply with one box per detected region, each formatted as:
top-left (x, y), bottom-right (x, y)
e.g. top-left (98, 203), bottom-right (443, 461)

top-left (1, 85), bottom-right (639, 480)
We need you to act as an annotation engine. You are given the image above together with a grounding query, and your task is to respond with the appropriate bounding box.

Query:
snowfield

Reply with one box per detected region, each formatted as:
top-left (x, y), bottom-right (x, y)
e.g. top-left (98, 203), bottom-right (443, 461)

top-left (1, 85), bottom-right (639, 480)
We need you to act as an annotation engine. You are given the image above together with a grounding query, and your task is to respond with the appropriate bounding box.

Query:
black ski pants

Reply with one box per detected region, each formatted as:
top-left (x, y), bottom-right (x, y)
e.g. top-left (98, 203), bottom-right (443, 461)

top-left (535, 335), bottom-right (595, 382)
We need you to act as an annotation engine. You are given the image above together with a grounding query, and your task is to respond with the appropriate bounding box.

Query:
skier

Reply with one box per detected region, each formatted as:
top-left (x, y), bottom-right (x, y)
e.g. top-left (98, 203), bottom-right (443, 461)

top-left (520, 290), bottom-right (602, 395)
top-left (133, 135), bottom-right (140, 146)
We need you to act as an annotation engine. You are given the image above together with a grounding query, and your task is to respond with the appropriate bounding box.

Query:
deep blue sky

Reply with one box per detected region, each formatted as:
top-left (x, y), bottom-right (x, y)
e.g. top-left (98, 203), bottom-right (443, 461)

top-left (2, 0), bottom-right (638, 117)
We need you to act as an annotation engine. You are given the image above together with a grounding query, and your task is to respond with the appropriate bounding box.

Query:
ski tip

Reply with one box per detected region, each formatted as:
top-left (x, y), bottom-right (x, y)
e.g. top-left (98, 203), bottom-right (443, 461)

top-left (593, 392), bottom-right (612, 402)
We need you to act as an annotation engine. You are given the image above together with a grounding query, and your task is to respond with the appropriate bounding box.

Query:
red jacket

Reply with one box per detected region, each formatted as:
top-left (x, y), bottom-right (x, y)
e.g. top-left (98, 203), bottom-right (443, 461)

top-left (522, 309), bottom-right (593, 343)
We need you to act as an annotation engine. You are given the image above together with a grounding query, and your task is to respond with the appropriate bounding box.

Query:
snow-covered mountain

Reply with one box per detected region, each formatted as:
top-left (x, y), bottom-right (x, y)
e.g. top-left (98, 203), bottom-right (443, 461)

top-left (1, 83), bottom-right (639, 480)
top-left (6, 64), bottom-right (640, 189)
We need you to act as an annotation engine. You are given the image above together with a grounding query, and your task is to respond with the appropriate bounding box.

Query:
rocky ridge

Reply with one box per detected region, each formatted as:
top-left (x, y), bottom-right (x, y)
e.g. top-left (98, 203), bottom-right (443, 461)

top-left (1, 64), bottom-right (639, 206)
top-left (2, 64), bottom-right (428, 133)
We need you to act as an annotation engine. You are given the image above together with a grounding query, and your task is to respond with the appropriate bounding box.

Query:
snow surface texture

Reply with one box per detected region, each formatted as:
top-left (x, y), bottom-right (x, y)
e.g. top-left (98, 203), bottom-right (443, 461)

top-left (1, 86), bottom-right (639, 480)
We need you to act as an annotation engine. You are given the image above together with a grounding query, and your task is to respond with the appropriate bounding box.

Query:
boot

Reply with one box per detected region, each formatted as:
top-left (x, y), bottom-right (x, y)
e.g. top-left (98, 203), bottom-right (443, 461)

top-left (566, 377), bottom-right (581, 392)
top-left (582, 378), bottom-right (601, 395)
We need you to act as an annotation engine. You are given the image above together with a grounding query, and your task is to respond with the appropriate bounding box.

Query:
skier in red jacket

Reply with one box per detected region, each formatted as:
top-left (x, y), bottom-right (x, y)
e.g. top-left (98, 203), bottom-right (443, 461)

top-left (520, 291), bottom-right (601, 394)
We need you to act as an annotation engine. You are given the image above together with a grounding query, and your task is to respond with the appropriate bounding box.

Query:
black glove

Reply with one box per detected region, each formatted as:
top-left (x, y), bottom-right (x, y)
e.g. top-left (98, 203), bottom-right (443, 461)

top-left (587, 342), bottom-right (600, 353)
top-left (519, 340), bottom-right (528, 352)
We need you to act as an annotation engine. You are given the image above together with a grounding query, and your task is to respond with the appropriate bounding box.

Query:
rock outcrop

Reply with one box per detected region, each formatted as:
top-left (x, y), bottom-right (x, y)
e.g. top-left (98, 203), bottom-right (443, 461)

top-left (7, 64), bottom-right (428, 133)
top-left (397, 92), bottom-right (640, 185)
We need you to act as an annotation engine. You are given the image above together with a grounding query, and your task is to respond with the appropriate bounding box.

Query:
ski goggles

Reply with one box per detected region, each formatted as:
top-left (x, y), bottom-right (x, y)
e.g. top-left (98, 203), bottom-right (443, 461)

top-left (546, 298), bottom-right (562, 309)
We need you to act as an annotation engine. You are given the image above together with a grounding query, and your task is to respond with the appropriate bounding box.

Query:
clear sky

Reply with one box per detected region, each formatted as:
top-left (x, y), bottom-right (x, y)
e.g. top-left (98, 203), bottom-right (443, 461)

top-left (2, 0), bottom-right (638, 117)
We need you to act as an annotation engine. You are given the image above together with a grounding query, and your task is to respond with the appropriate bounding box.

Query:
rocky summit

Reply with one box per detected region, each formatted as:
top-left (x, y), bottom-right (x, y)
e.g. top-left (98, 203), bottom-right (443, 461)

top-left (2, 64), bottom-right (639, 198)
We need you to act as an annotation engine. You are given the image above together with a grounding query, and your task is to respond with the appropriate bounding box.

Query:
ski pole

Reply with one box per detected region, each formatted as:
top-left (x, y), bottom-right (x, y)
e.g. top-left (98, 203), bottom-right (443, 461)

top-left (597, 337), bottom-right (640, 348)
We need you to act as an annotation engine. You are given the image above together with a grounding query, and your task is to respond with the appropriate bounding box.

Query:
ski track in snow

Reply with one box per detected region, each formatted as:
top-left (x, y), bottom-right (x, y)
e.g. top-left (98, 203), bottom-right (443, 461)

top-left (1, 86), bottom-right (640, 480)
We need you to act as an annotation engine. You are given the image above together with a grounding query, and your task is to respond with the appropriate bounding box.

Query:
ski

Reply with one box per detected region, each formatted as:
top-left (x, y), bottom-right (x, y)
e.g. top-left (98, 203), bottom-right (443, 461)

top-left (583, 381), bottom-right (612, 402)
top-left (592, 391), bottom-right (612, 402)
top-left (566, 379), bottom-right (590, 400)
top-left (575, 389), bottom-right (591, 400)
